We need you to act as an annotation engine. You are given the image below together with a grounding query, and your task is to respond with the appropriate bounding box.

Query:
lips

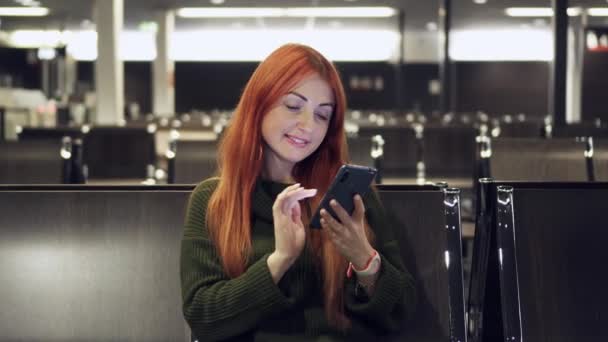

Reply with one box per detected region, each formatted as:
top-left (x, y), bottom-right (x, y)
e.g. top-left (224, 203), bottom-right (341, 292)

top-left (285, 134), bottom-right (310, 147)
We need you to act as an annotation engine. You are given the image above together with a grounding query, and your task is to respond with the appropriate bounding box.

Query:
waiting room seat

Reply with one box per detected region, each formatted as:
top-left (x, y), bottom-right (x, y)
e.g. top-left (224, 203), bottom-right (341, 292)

top-left (0, 140), bottom-right (64, 184)
top-left (468, 181), bottom-right (608, 341)
top-left (357, 126), bottom-right (418, 178)
top-left (347, 135), bottom-right (374, 168)
top-left (551, 124), bottom-right (608, 139)
top-left (0, 185), bottom-right (192, 341)
top-left (378, 184), bottom-right (466, 341)
top-left (18, 126), bottom-right (86, 142)
top-left (423, 125), bottom-right (477, 179)
top-left (483, 137), bottom-right (588, 181)
top-left (0, 184), bottom-right (465, 342)
top-left (169, 140), bottom-right (218, 184)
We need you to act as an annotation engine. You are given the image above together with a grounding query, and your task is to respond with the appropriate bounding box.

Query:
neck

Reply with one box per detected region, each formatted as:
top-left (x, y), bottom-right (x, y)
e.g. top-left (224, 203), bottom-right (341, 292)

top-left (261, 148), bottom-right (295, 184)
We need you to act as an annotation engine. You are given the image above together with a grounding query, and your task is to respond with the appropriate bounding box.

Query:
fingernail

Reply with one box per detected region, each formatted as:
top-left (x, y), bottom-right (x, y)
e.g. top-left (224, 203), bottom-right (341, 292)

top-left (330, 200), bottom-right (337, 206)
top-left (320, 209), bottom-right (326, 215)
top-left (320, 218), bottom-right (326, 225)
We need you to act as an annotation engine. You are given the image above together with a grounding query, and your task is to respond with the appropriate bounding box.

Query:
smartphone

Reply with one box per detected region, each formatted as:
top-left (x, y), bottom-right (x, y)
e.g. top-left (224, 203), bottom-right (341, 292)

top-left (310, 164), bottom-right (378, 229)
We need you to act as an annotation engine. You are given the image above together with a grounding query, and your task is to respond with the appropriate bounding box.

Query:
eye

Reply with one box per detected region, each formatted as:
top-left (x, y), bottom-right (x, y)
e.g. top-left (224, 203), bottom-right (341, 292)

top-left (315, 112), bottom-right (330, 121)
top-left (285, 104), bottom-right (301, 112)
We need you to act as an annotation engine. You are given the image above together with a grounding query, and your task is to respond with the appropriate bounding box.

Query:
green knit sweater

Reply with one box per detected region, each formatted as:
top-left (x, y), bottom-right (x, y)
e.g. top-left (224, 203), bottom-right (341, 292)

top-left (181, 177), bottom-right (416, 342)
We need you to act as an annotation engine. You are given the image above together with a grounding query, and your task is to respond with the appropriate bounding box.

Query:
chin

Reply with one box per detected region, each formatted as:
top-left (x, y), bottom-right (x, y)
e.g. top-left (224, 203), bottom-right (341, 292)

top-left (279, 149), bottom-right (313, 164)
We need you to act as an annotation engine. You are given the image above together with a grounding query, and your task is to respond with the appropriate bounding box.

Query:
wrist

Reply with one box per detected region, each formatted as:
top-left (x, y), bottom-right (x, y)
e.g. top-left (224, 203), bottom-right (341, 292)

top-left (351, 246), bottom-right (376, 270)
top-left (267, 252), bottom-right (295, 284)
top-left (347, 248), bottom-right (381, 279)
top-left (269, 251), bottom-right (296, 268)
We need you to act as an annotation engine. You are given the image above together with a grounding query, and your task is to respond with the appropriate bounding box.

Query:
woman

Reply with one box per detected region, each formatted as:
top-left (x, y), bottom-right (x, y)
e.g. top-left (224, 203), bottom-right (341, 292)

top-left (181, 43), bottom-right (415, 341)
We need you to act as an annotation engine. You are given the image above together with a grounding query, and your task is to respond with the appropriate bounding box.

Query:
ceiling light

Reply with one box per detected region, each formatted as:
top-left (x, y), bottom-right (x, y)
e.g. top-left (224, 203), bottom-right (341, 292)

top-left (505, 7), bottom-right (584, 17)
top-left (588, 8), bottom-right (608, 16)
top-left (426, 22), bottom-right (438, 31)
top-left (473, 0), bottom-right (487, 4)
top-left (210, 0), bottom-right (225, 4)
top-left (176, 7), bottom-right (397, 18)
top-left (0, 7), bottom-right (49, 16)
top-left (286, 7), bottom-right (396, 17)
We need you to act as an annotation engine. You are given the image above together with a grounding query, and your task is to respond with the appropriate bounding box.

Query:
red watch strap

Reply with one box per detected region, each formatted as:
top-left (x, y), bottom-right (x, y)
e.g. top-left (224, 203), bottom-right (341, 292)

top-left (346, 250), bottom-right (378, 278)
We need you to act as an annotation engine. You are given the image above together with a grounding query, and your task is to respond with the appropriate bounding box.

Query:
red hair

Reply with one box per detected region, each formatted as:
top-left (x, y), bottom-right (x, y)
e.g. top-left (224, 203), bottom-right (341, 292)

top-left (206, 43), bottom-right (371, 329)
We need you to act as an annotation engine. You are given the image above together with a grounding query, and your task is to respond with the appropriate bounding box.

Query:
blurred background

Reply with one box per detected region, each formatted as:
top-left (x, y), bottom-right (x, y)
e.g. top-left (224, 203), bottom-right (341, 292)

top-left (1, 0), bottom-right (607, 187)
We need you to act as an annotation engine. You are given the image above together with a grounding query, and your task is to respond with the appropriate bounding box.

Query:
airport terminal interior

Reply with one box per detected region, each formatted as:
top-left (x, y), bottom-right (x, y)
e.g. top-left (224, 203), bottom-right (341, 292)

top-left (1, 0), bottom-right (607, 341)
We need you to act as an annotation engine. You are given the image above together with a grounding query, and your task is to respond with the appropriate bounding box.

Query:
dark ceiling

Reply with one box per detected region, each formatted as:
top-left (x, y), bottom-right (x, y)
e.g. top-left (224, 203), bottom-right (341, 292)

top-left (0, 0), bottom-right (606, 32)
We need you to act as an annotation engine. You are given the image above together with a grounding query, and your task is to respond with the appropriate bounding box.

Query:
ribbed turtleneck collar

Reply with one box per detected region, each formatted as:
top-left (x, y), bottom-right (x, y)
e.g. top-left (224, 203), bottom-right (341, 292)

top-left (251, 178), bottom-right (293, 223)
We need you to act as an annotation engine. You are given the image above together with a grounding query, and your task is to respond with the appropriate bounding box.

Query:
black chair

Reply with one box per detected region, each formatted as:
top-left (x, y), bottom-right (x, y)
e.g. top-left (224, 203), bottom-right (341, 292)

top-left (347, 135), bottom-right (374, 168)
top-left (468, 181), bottom-right (608, 341)
top-left (83, 126), bottom-right (156, 179)
top-left (0, 185), bottom-right (193, 341)
top-left (486, 137), bottom-right (588, 181)
top-left (169, 139), bottom-right (218, 184)
top-left (493, 122), bottom-right (544, 138)
top-left (0, 140), bottom-right (64, 184)
top-left (423, 125), bottom-right (477, 179)
top-left (0, 184), bottom-right (466, 341)
top-left (551, 124), bottom-right (608, 139)
top-left (357, 126), bottom-right (418, 179)
top-left (18, 126), bottom-right (86, 142)
top-left (378, 184), bottom-right (467, 341)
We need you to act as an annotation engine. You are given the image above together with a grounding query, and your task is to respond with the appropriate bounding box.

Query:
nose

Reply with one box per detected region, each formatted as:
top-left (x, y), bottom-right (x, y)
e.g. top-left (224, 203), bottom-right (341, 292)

top-left (297, 108), bottom-right (314, 132)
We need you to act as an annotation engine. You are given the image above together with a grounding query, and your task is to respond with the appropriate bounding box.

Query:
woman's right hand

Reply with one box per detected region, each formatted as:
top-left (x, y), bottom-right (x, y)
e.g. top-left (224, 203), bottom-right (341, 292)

top-left (268, 183), bottom-right (317, 283)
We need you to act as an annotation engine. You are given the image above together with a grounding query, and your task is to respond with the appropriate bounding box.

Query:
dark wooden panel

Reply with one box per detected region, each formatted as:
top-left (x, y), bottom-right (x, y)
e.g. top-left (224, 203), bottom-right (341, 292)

top-left (490, 138), bottom-right (587, 181)
top-left (0, 190), bottom-right (190, 341)
top-left (0, 140), bottom-right (63, 184)
top-left (379, 190), bottom-right (451, 341)
top-left (510, 188), bottom-right (608, 341)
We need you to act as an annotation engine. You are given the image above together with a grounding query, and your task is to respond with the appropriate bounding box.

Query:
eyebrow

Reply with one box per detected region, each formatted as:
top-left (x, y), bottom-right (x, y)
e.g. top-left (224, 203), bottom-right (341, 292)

top-left (288, 91), bottom-right (334, 108)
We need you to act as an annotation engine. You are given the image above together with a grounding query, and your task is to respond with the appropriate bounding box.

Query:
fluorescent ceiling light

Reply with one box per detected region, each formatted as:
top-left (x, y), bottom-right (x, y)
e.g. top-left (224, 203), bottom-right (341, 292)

top-left (588, 8), bottom-right (608, 16)
top-left (178, 8), bottom-right (283, 18)
top-left (505, 7), bottom-right (582, 17)
top-left (285, 7), bottom-right (396, 17)
top-left (176, 7), bottom-right (397, 18)
top-left (0, 7), bottom-right (49, 16)
top-left (451, 29), bottom-right (553, 61)
top-left (63, 29), bottom-right (398, 62)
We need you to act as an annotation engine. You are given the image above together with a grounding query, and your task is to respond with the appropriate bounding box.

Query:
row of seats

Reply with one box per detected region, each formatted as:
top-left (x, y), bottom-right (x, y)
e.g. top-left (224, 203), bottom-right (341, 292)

top-left (0, 184), bottom-right (466, 341)
top-left (2, 181), bottom-right (605, 340)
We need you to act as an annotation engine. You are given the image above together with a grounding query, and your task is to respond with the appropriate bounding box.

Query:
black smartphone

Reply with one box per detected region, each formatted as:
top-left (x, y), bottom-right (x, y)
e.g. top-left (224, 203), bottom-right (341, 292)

top-left (310, 164), bottom-right (378, 229)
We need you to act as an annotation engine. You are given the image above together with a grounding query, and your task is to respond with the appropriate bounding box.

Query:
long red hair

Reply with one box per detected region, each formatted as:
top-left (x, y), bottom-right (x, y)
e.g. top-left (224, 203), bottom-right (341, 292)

top-left (206, 43), bottom-right (370, 329)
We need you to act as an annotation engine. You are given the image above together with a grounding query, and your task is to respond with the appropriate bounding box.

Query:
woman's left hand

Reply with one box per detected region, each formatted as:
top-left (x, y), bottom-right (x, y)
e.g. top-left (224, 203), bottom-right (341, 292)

top-left (320, 194), bottom-right (375, 269)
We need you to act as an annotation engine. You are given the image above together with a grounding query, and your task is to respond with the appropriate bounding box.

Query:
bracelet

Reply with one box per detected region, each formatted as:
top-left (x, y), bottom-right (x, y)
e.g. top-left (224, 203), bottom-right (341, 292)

top-left (346, 250), bottom-right (381, 278)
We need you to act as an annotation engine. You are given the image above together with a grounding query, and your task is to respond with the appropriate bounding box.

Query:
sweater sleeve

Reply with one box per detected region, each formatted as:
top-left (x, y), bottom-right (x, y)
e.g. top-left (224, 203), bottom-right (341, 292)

top-left (344, 189), bottom-right (417, 334)
top-left (180, 178), bottom-right (293, 341)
